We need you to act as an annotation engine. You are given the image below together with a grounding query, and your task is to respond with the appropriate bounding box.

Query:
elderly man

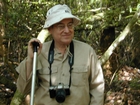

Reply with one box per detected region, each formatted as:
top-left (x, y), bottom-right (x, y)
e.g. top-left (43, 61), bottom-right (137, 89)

top-left (16, 4), bottom-right (104, 105)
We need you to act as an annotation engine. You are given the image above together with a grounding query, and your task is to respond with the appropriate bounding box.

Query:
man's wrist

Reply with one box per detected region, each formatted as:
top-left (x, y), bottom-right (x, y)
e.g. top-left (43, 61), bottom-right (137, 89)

top-left (27, 56), bottom-right (33, 62)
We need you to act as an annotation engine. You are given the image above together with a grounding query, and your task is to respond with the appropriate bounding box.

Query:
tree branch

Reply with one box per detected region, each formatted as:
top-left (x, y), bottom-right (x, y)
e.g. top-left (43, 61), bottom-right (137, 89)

top-left (100, 9), bottom-right (140, 65)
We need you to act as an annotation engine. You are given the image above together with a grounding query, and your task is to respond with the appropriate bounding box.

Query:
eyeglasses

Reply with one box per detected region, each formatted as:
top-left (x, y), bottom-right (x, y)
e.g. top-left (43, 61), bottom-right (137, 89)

top-left (55, 22), bottom-right (74, 31)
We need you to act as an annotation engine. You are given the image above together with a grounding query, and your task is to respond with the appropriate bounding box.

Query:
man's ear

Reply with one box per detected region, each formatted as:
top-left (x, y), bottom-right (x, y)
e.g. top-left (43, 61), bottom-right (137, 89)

top-left (47, 27), bottom-right (52, 34)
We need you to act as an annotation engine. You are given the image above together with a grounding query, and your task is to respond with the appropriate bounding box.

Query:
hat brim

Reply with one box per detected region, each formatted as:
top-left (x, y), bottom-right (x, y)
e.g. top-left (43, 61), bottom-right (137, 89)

top-left (43, 13), bottom-right (80, 29)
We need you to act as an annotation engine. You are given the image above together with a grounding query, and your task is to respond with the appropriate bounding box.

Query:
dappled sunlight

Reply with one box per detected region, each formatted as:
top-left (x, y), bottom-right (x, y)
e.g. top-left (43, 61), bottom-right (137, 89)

top-left (104, 65), bottom-right (140, 105)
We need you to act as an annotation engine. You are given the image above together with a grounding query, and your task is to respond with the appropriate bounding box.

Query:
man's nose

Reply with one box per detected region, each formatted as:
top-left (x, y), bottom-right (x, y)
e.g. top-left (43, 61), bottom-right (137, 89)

top-left (63, 26), bottom-right (69, 32)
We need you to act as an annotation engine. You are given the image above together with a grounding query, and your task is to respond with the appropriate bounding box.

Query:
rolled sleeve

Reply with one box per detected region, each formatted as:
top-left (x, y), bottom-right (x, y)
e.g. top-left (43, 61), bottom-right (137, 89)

top-left (16, 58), bottom-right (32, 95)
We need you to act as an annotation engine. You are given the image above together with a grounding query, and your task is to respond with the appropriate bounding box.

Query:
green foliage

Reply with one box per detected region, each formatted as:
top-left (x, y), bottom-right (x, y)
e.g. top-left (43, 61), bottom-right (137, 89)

top-left (130, 78), bottom-right (140, 89)
top-left (3, 0), bottom-right (139, 59)
top-left (1, 0), bottom-right (140, 62)
top-left (102, 0), bottom-right (139, 28)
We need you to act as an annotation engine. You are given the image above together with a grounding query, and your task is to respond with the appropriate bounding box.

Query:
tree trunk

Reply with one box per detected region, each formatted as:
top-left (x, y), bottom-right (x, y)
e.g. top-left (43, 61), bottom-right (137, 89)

top-left (0, 0), bottom-right (6, 58)
top-left (100, 9), bottom-right (140, 65)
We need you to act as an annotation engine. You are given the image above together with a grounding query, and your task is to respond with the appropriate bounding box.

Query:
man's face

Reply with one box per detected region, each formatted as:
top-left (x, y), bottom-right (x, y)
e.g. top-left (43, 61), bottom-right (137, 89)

top-left (49, 18), bottom-right (74, 45)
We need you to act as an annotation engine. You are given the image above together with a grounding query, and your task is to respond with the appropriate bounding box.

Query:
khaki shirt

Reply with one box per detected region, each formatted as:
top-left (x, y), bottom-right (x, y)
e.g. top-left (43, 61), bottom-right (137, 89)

top-left (16, 39), bottom-right (104, 105)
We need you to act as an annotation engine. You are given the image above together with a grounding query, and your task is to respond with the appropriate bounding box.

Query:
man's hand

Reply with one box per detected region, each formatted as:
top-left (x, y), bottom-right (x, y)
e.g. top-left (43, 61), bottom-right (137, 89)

top-left (27, 38), bottom-right (43, 59)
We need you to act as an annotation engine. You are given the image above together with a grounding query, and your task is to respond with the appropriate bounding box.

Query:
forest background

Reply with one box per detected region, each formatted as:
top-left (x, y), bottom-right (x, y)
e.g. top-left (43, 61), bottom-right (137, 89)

top-left (0, 0), bottom-right (140, 105)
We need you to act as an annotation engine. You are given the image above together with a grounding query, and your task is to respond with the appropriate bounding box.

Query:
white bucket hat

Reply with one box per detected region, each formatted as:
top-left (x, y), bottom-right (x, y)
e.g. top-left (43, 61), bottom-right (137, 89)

top-left (43, 4), bottom-right (80, 28)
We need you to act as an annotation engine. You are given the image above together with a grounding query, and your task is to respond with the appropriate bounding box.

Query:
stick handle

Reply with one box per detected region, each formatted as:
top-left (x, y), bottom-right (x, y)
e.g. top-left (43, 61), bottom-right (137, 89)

top-left (30, 42), bottom-right (39, 105)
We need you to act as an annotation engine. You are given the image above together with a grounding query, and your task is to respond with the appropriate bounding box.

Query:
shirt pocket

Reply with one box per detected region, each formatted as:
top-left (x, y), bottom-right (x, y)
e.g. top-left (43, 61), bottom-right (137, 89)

top-left (38, 66), bottom-right (58, 83)
top-left (71, 66), bottom-right (88, 86)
